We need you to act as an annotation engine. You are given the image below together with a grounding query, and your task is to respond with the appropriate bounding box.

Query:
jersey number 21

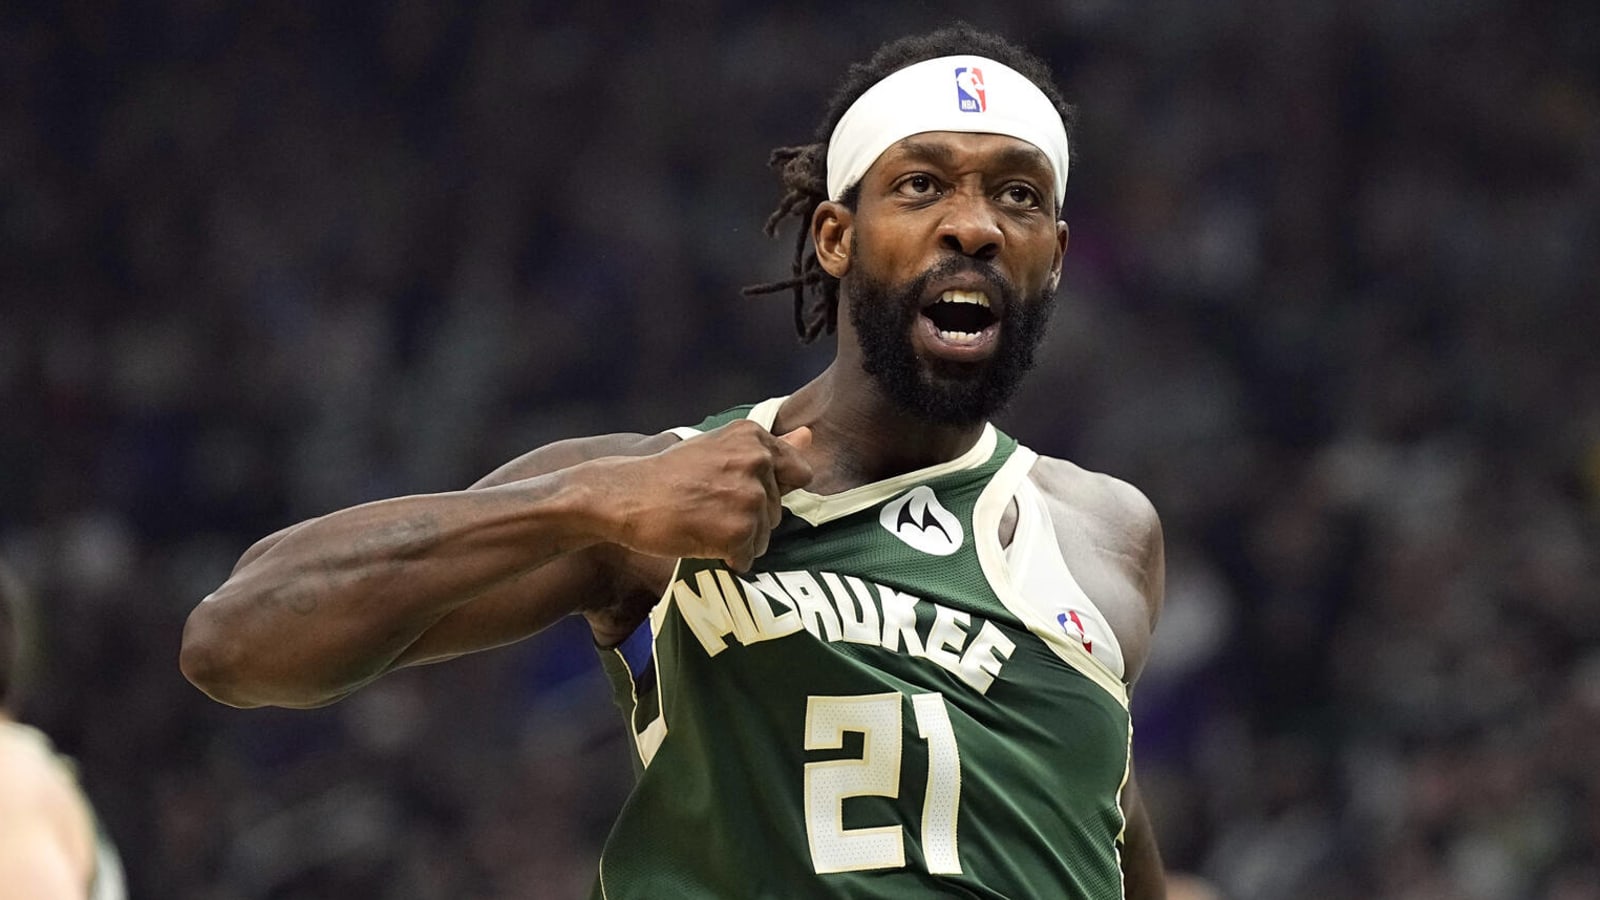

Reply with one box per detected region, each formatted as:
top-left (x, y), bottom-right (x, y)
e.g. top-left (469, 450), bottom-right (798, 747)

top-left (803, 692), bottom-right (962, 875)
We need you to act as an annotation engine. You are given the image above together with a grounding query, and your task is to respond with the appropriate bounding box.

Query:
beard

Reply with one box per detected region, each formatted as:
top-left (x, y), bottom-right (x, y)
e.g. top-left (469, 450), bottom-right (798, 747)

top-left (846, 256), bottom-right (1056, 428)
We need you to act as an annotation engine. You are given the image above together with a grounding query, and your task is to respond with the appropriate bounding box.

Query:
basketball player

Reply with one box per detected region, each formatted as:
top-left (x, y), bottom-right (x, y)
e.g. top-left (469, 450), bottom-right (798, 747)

top-left (182, 25), bottom-right (1168, 898)
top-left (0, 561), bottom-right (128, 900)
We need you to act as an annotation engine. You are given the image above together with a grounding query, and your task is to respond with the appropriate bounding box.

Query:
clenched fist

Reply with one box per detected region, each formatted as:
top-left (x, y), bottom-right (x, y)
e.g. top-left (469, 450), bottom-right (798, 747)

top-left (589, 420), bottom-right (813, 571)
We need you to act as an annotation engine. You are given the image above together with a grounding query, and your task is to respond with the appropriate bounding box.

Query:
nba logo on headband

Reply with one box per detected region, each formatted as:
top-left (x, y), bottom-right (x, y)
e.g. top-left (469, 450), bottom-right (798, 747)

top-left (955, 67), bottom-right (986, 112)
top-left (825, 55), bottom-right (1070, 203)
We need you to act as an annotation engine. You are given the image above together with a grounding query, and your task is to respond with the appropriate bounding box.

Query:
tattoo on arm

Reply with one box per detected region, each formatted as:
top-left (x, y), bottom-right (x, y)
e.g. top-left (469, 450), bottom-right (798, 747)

top-left (254, 513), bottom-right (444, 617)
top-left (352, 514), bottom-right (443, 566)
top-left (259, 576), bottom-right (323, 617)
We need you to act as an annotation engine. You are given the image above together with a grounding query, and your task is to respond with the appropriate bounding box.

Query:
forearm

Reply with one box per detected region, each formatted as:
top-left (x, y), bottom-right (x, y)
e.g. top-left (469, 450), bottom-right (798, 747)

top-left (181, 422), bottom-right (808, 708)
top-left (181, 469), bottom-right (608, 709)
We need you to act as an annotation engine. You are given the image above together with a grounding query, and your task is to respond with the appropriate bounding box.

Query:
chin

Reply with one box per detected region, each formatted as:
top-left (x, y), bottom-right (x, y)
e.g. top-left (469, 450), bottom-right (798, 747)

top-left (886, 367), bottom-right (1008, 428)
top-left (847, 268), bottom-right (1054, 428)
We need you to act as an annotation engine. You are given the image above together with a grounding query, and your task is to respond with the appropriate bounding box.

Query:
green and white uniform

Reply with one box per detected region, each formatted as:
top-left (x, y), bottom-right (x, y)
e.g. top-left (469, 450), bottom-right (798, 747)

top-left (594, 398), bottom-right (1132, 899)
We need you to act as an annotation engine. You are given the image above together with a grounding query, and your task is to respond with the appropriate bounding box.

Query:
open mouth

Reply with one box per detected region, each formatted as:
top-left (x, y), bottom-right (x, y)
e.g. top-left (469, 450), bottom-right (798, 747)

top-left (920, 289), bottom-right (999, 348)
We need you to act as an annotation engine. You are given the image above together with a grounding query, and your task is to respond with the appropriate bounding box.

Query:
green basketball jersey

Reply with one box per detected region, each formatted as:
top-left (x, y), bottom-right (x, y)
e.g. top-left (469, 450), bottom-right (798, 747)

top-left (592, 399), bottom-right (1132, 899)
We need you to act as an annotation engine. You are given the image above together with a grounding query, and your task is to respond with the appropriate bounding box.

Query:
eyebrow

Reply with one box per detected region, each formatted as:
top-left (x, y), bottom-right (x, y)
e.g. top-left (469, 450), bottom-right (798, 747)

top-left (891, 137), bottom-right (1053, 179)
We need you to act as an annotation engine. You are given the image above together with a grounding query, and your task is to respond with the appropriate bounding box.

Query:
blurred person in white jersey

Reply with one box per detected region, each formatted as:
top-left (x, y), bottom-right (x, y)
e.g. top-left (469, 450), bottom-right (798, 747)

top-left (0, 559), bottom-right (127, 899)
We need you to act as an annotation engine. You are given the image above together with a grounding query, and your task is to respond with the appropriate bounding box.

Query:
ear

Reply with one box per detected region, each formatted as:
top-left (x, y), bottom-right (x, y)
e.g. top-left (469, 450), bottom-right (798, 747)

top-left (1049, 218), bottom-right (1070, 292)
top-left (812, 200), bottom-right (854, 279)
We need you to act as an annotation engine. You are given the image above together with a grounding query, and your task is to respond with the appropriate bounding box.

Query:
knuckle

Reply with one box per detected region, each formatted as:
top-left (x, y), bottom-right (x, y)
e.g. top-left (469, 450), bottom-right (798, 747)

top-left (716, 517), bottom-right (756, 546)
top-left (723, 419), bottom-right (759, 440)
top-left (720, 447), bottom-right (762, 475)
top-left (735, 481), bottom-right (768, 508)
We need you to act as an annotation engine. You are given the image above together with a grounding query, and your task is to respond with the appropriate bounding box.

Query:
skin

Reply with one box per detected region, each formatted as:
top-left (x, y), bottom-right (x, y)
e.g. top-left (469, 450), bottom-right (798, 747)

top-left (0, 715), bottom-right (97, 899)
top-left (180, 130), bottom-right (1165, 896)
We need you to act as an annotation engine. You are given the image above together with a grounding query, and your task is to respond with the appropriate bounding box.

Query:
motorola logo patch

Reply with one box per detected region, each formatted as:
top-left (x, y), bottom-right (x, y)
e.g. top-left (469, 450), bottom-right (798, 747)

top-left (879, 486), bottom-right (963, 556)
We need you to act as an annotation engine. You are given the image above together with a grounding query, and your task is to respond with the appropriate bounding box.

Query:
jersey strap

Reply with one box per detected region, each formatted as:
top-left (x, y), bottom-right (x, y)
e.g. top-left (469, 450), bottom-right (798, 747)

top-left (973, 447), bottom-right (1129, 707)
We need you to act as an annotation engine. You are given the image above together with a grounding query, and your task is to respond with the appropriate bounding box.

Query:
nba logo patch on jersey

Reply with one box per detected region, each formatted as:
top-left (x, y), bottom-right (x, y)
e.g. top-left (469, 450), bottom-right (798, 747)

top-left (880, 485), bottom-right (963, 556)
top-left (955, 67), bottom-right (986, 112)
top-left (1057, 610), bottom-right (1093, 654)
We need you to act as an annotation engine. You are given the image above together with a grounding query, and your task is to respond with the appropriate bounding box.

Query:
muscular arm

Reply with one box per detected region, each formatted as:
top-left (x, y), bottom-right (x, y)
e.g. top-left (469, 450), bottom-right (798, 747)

top-left (180, 423), bottom-right (812, 709)
top-left (181, 465), bottom-right (608, 710)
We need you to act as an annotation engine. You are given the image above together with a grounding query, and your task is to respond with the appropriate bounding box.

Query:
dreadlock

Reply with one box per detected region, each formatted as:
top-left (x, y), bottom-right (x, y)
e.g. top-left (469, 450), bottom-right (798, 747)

top-left (742, 23), bottom-right (1077, 343)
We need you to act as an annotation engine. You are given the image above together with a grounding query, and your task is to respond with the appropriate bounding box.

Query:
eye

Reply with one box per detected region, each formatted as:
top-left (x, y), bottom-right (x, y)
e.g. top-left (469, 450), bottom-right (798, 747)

top-left (895, 174), bottom-right (940, 197)
top-left (998, 183), bottom-right (1043, 209)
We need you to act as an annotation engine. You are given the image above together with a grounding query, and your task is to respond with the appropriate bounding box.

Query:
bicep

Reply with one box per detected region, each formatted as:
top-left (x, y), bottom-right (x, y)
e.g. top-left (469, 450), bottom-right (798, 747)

top-left (393, 432), bottom-right (677, 666)
top-left (1134, 492), bottom-right (1165, 631)
top-left (470, 432), bottom-right (677, 489)
top-left (232, 432), bottom-right (677, 578)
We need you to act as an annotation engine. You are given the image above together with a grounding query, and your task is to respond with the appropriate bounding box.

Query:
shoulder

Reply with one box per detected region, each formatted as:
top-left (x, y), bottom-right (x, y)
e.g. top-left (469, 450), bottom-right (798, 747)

top-left (0, 725), bottom-right (94, 881)
top-left (1024, 455), bottom-right (1166, 676)
top-left (1027, 455), bottom-right (1163, 554)
top-left (471, 431), bottom-right (682, 489)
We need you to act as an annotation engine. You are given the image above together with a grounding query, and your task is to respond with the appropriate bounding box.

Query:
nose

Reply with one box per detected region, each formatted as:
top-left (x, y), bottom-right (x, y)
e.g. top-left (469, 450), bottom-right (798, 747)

top-left (936, 192), bottom-right (1003, 260)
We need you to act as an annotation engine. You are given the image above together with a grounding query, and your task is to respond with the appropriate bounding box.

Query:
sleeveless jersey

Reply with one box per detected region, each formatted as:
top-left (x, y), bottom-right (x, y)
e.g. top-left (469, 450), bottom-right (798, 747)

top-left (592, 399), bottom-right (1132, 899)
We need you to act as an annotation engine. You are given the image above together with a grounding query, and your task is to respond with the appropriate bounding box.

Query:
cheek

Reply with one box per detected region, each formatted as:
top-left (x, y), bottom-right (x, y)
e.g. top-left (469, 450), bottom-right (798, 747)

top-left (1017, 231), bottom-right (1063, 282)
top-left (848, 220), bottom-right (921, 274)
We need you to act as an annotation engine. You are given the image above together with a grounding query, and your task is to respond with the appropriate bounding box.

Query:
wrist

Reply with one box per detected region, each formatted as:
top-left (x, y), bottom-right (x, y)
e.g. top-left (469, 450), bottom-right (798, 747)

top-left (549, 456), bottom-right (638, 549)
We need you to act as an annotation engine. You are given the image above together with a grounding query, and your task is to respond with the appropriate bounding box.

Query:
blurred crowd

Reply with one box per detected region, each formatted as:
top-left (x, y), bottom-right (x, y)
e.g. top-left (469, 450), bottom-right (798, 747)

top-left (2, 1), bottom-right (1596, 898)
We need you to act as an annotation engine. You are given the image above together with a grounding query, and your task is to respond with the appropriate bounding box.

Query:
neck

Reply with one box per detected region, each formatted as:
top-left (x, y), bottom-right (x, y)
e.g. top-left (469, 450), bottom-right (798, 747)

top-left (775, 363), bottom-right (988, 494)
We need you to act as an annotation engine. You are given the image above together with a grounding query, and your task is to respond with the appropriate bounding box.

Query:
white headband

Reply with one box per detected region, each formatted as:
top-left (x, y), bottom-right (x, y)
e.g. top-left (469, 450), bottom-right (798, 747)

top-left (826, 55), bottom-right (1070, 206)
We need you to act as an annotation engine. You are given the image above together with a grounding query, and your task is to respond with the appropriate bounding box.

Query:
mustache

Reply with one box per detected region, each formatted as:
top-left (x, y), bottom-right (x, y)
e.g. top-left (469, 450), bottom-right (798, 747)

top-left (907, 256), bottom-right (1018, 315)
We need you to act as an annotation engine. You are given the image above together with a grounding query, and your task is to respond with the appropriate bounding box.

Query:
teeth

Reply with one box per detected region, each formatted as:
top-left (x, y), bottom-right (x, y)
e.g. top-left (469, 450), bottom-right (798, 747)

top-left (938, 330), bottom-right (982, 344)
top-left (939, 290), bottom-right (990, 308)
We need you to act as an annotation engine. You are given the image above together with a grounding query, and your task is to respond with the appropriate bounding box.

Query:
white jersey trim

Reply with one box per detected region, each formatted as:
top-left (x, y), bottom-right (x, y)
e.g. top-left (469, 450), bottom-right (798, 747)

top-left (1005, 474), bottom-right (1127, 680)
top-left (972, 447), bottom-right (1129, 708)
top-left (667, 397), bottom-right (998, 526)
top-left (613, 560), bottom-right (678, 768)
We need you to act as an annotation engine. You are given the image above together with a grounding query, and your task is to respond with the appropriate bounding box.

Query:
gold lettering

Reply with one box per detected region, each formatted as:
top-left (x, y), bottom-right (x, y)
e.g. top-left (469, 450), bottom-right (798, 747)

top-left (671, 569), bottom-right (735, 656)
top-left (681, 568), bottom-right (1015, 692)
top-left (923, 605), bottom-right (972, 676)
top-left (714, 570), bottom-right (761, 644)
top-left (778, 571), bottom-right (843, 642)
top-left (877, 585), bottom-right (924, 657)
top-left (830, 574), bottom-right (883, 646)
top-left (957, 621), bottom-right (1016, 694)
top-left (742, 572), bottom-right (805, 640)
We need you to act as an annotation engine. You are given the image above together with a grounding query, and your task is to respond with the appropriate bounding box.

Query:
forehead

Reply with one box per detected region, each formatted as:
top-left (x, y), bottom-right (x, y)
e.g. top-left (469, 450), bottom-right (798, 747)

top-left (867, 131), bottom-right (1054, 180)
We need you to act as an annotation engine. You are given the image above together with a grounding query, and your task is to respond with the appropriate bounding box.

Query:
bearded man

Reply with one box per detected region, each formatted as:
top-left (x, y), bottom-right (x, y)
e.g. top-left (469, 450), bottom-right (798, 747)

top-left (182, 24), bottom-right (1168, 900)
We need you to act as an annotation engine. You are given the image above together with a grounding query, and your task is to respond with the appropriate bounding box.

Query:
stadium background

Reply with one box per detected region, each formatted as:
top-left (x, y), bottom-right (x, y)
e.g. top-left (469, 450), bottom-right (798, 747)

top-left (3, 1), bottom-right (1597, 897)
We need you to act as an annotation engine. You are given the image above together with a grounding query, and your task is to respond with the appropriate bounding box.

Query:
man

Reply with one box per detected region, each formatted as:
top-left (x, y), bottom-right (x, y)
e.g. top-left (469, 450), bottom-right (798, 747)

top-left (182, 25), bottom-right (1167, 899)
top-left (0, 561), bottom-right (128, 900)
